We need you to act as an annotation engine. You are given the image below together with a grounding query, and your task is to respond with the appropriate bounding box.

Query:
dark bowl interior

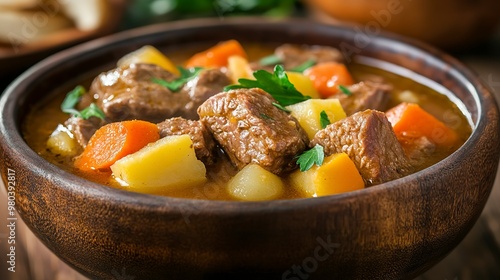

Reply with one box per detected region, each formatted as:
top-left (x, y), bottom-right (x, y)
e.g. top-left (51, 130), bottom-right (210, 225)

top-left (1, 18), bottom-right (499, 280)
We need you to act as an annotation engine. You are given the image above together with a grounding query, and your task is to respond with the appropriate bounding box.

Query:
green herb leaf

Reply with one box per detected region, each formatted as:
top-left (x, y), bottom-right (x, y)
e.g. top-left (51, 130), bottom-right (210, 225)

top-left (259, 113), bottom-right (273, 120)
top-left (259, 54), bottom-right (282, 66)
top-left (226, 64), bottom-right (310, 107)
top-left (272, 102), bottom-right (291, 113)
top-left (320, 110), bottom-right (331, 129)
top-left (80, 103), bottom-right (106, 120)
top-left (60, 86), bottom-right (106, 120)
top-left (296, 144), bottom-right (325, 172)
top-left (290, 59), bottom-right (315, 73)
top-left (153, 66), bottom-right (203, 92)
top-left (61, 85), bottom-right (86, 113)
top-left (338, 85), bottom-right (352, 96)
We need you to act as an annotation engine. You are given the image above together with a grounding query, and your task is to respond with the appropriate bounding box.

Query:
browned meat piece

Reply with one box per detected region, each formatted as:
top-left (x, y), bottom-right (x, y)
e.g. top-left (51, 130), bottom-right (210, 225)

top-left (88, 64), bottom-right (229, 122)
top-left (157, 117), bottom-right (216, 165)
top-left (334, 81), bottom-right (392, 116)
top-left (180, 69), bottom-right (231, 120)
top-left (198, 88), bottom-right (309, 175)
top-left (251, 44), bottom-right (343, 71)
top-left (398, 136), bottom-right (436, 167)
top-left (275, 44), bottom-right (343, 69)
top-left (311, 109), bottom-right (414, 185)
top-left (64, 116), bottom-right (105, 148)
top-left (89, 63), bottom-right (190, 123)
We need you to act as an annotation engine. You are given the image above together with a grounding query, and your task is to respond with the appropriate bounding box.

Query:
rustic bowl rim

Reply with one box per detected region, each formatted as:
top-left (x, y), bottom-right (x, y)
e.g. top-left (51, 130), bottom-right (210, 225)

top-left (0, 17), bottom-right (496, 213)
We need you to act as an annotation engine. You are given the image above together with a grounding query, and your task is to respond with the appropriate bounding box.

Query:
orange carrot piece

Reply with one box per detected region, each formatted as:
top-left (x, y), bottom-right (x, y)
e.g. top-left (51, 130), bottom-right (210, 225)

top-left (75, 120), bottom-right (160, 171)
top-left (386, 102), bottom-right (458, 147)
top-left (185, 40), bottom-right (247, 68)
top-left (304, 62), bottom-right (354, 98)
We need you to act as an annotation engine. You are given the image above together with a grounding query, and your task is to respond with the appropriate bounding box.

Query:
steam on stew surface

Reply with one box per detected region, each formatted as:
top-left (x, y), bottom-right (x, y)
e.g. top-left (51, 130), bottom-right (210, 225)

top-left (24, 41), bottom-right (471, 201)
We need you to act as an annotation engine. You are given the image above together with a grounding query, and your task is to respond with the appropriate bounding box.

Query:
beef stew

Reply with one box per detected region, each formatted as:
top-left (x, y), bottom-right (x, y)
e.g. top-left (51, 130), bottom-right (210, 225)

top-left (23, 41), bottom-right (471, 201)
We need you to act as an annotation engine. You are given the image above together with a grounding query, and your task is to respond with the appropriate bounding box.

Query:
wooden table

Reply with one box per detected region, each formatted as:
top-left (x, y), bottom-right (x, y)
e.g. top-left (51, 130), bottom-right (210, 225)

top-left (1, 31), bottom-right (499, 280)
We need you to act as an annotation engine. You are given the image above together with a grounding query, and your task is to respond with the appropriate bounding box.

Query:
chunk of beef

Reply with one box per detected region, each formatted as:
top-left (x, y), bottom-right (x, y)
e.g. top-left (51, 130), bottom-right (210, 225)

top-left (64, 116), bottom-right (105, 148)
top-left (180, 69), bottom-right (231, 119)
top-left (275, 44), bottom-right (343, 69)
top-left (88, 64), bottom-right (229, 123)
top-left (334, 81), bottom-right (392, 116)
top-left (198, 88), bottom-right (308, 175)
top-left (251, 44), bottom-right (344, 71)
top-left (310, 109), bottom-right (414, 185)
top-left (157, 117), bottom-right (216, 165)
top-left (399, 136), bottom-right (436, 167)
top-left (89, 63), bottom-right (190, 123)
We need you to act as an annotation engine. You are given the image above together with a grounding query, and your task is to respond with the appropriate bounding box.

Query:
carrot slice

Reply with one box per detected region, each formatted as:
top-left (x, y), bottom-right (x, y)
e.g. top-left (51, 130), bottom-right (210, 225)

top-left (75, 120), bottom-right (160, 171)
top-left (185, 40), bottom-right (247, 68)
top-left (304, 62), bottom-right (354, 98)
top-left (386, 102), bottom-right (458, 147)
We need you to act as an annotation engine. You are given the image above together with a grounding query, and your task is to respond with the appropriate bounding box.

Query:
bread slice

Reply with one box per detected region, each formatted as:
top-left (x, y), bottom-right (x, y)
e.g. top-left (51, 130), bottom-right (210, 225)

top-left (0, 0), bottom-right (37, 9)
top-left (57, 0), bottom-right (109, 31)
top-left (0, 9), bottom-right (73, 46)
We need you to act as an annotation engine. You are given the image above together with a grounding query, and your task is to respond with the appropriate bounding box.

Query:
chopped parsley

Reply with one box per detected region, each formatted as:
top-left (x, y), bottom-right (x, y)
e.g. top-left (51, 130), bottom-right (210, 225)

top-left (289, 59), bottom-right (315, 73)
top-left (319, 110), bottom-right (331, 129)
top-left (272, 102), bottom-right (291, 113)
top-left (338, 85), bottom-right (352, 96)
top-left (259, 54), bottom-right (282, 66)
top-left (225, 64), bottom-right (310, 109)
top-left (61, 86), bottom-right (105, 120)
top-left (259, 113), bottom-right (273, 120)
top-left (296, 144), bottom-right (325, 172)
top-left (61, 85), bottom-right (85, 115)
top-left (153, 66), bottom-right (203, 92)
top-left (79, 103), bottom-right (106, 120)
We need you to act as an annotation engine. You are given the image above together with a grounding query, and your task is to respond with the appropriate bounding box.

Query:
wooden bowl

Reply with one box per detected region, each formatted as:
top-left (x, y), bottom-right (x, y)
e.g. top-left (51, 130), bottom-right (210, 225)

top-left (1, 18), bottom-right (499, 280)
top-left (304, 0), bottom-right (500, 50)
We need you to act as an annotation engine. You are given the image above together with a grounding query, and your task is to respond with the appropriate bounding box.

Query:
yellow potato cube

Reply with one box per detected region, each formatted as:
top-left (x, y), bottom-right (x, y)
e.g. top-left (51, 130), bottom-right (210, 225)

top-left (117, 45), bottom-right (180, 75)
top-left (286, 71), bottom-right (320, 99)
top-left (227, 55), bottom-right (253, 83)
top-left (46, 124), bottom-right (79, 156)
top-left (228, 164), bottom-right (284, 201)
top-left (286, 99), bottom-right (347, 140)
top-left (111, 135), bottom-right (206, 193)
top-left (290, 153), bottom-right (364, 197)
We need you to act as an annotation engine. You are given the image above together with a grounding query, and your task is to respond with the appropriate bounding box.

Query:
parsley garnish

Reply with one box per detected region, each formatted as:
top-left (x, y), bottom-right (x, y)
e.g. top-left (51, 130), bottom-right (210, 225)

top-left (61, 85), bottom-right (85, 115)
top-left (259, 54), bottom-right (282, 66)
top-left (225, 65), bottom-right (310, 108)
top-left (338, 85), bottom-right (352, 96)
top-left (80, 103), bottom-right (106, 120)
top-left (296, 144), bottom-right (325, 172)
top-left (290, 59), bottom-right (315, 73)
top-left (61, 86), bottom-right (105, 120)
top-left (259, 113), bottom-right (273, 120)
top-left (153, 66), bottom-right (203, 92)
top-left (319, 110), bottom-right (331, 129)
top-left (272, 102), bottom-right (291, 113)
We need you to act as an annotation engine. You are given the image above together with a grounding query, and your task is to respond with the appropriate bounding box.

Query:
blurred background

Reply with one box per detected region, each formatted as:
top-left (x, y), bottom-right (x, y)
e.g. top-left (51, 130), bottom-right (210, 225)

top-left (0, 0), bottom-right (499, 279)
top-left (0, 0), bottom-right (499, 81)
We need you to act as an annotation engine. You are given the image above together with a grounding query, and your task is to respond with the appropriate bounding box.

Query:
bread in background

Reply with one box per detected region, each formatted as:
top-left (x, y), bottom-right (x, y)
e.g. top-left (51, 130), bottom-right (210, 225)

top-left (0, 0), bottom-right (38, 9)
top-left (0, 0), bottom-right (115, 52)
top-left (0, 8), bottom-right (73, 45)
top-left (57, 0), bottom-right (109, 31)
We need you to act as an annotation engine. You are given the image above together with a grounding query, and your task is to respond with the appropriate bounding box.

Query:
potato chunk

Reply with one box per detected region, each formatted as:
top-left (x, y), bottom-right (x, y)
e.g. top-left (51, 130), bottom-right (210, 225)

top-left (290, 153), bottom-right (364, 197)
top-left (111, 135), bottom-right (206, 192)
top-left (286, 99), bottom-right (347, 140)
top-left (117, 45), bottom-right (180, 75)
top-left (46, 124), bottom-right (79, 156)
top-left (227, 55), bottom-right (253, 83)
top-left (286, 72), bottom-right (320, 99)
top-left (228, 164), bottom-right (284, 201)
